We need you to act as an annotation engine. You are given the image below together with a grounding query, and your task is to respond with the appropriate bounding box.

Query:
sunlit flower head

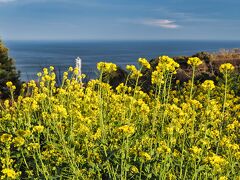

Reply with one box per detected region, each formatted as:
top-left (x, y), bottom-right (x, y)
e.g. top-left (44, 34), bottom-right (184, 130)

top-left (0, 134), bottom-right (12, 143)
top-left (187, 57), bottom-right (202, 67)
top-left (201, 80), bottom-right (215, 91)
top-left (97, 62), bottom-right (117, 73)
top-left (138, 58), bottom-right (151, 69)
top-left (219, 63), bottom-right (235, 74)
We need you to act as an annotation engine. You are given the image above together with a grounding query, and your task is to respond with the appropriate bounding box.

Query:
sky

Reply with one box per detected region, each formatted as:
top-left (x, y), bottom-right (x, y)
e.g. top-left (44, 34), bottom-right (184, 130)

top-left (0, 0), bottom-right (240, 41)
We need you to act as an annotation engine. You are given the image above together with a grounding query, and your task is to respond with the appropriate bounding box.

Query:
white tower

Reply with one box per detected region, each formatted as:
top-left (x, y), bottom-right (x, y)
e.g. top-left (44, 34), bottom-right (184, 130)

top-left (75, 57), bottom-right (82, 83)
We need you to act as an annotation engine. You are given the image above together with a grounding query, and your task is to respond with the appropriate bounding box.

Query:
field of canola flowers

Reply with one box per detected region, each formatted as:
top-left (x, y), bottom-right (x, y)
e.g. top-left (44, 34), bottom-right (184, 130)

top-left (0, 56), bottom-right (240, 179)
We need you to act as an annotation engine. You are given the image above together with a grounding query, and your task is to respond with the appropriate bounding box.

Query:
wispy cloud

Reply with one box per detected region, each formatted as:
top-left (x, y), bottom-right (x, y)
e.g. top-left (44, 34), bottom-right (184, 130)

top-left (141, 19), bottom-right (180, 29)
top-left (152, 7), bottom-right (225, 23)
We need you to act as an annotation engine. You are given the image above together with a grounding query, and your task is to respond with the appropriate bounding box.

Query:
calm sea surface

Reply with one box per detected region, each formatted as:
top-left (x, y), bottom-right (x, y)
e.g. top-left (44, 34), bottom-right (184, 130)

top-left (5, 40), bottom-right (240, 81)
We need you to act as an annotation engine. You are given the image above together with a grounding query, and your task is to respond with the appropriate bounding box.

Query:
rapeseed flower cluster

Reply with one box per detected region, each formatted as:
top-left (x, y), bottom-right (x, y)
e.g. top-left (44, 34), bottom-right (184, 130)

top-left (151, 56), bottom-right (180, 85)
top-left (117, 125), bottom-right (135, 136)
top-left (12, 137), bottom-right (25, 147)
top-left (97, 62), bottom-right (117, 73)
top-left (201, 80), bottom-right (215, 91)
top-left (1, 168), bottom-right (19, 179)
top-left (138, 58), bottom-right (151, 69)
top-left (126, 64), bottom-right (142, 79)
top-left (187, 57), bottom-right (203, 67)
top-left (0, 134), bottom-right (12, 143)
top-left (0, 58), bottom-right (239, 179)
top-left (219, 63), bottom-right (235, 73)
top-left (157, 55), bottom-right (180, 73)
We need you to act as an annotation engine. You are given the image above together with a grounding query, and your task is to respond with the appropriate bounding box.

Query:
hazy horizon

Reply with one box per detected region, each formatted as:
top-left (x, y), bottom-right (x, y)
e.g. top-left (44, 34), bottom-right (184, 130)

top-left (4, 39), bottom-right (240, 42)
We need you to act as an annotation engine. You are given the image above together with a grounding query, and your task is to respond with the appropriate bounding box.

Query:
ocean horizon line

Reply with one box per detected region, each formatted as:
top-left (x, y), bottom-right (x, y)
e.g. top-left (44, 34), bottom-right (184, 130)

top-left (5, 39), bottom-right (240, 43)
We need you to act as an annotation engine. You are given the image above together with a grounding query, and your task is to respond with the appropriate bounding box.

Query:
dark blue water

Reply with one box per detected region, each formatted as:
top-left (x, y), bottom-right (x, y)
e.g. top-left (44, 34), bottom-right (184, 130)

top-left (5, 40), bottom-right (240, 81)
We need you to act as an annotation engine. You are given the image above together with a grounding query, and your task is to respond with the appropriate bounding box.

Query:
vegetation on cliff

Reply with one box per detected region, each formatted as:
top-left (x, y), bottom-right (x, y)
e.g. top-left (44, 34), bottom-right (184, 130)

top-left (0, 40), bottom-right (21, 98)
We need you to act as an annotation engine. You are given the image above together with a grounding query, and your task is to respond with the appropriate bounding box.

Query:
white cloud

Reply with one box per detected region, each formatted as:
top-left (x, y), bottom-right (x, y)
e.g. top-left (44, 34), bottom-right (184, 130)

top-left (142, 19), bottom-right (180, 29)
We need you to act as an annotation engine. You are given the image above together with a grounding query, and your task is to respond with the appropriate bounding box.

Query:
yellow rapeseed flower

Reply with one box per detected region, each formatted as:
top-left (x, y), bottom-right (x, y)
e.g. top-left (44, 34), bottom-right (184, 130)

top-left (219, 63), bottom-right (235, 73)
top-left (73, 67), bottom-right (79, 75)
top-left (189, 146), bottom-right (202, 155)
top-left (157, 141), bottom-right (171, 155)
top-left (43, 68), bottom-right (48, 75)
top-left (0, 133), bottom-right (12, 143)
top-left (53, 105), bottom-right (68, 118)
top-left (68, 66), bottom-right (73, 71)
top-left (1, 168), bottom-right (18, 179)
top-left (118, 125), bottom-right (135, 136)
top-left (37, 72), bottom-right (42, 77)
top-left (138, 58), bottom-right (151, 69)
top-left (151, 70), bottom-right (164, 85)
top-left (97, 62), bottom-right (117, 73)
top-left (187, 57), bottom-right (202, 67)
top-left (6, 81), bottom-right (13, 88)
top-left (126, 65), bottom-right (142, 79)
top-left (130, 166), bottom-right (139, 174)
top-left (139, 151), bottom-right (151, 161)
top-left (92, 128), bottom-right (102, 140)
top-left (219, 176), bottom-right (228, 180)
top-left (205, 153), bottom-right (228, 171)
top-left (17, 130), bottom-right (31, 137)
top-left (50, 66), bottom-right (54, 71)
top-left (13, 137), bottom-right (25, 147)
top-left (157, 56), bottom-right (180, 73)
top-left (33, 125), bottom-right (45, 133)
top-left (201, 80), bottom-right (215, 91)
top-left (28, 143), bottom-right (40, 150)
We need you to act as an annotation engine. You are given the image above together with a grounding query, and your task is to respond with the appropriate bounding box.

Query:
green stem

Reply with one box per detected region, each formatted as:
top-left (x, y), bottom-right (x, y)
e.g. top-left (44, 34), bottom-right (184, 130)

top-left (222, 71), bottom-right (228, 119)
top-left (190, 66), bottom-right (196, 100)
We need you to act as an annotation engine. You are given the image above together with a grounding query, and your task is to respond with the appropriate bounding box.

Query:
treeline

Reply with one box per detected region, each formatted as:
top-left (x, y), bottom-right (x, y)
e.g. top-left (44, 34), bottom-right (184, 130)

top-left (0, 40), bottom-right (21, 99)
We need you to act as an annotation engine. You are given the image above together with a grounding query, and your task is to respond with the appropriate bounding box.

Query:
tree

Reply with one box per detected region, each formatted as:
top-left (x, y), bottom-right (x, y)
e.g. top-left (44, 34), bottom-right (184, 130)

top-left (0, 40), bottom-right (21, 98)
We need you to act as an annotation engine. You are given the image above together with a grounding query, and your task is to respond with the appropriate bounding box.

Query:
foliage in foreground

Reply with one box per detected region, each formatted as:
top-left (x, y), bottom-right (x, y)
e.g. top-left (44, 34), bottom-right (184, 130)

top-left (0, 57), bottom-right (240, 179)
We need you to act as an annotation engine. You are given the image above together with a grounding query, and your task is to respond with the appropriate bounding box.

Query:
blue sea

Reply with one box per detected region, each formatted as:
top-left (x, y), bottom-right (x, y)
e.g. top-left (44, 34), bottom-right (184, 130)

top-left (5, 40), bottom-right (240, 81)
